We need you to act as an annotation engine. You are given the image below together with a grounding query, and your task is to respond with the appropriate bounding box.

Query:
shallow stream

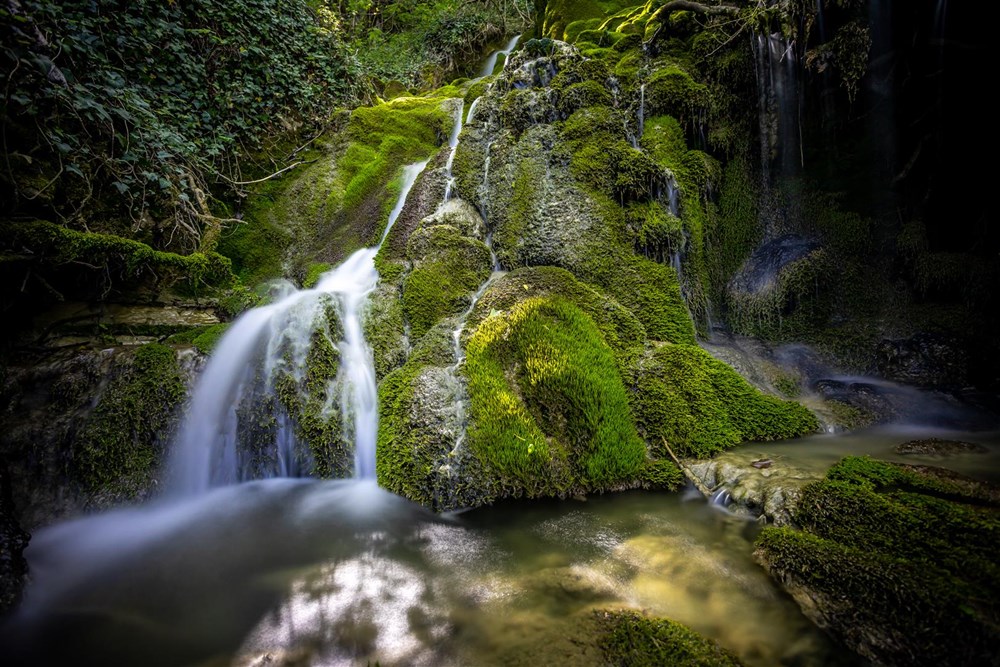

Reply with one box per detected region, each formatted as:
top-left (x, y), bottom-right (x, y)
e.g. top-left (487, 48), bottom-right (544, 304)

top-left (7, 425), bottom-right (996, 666)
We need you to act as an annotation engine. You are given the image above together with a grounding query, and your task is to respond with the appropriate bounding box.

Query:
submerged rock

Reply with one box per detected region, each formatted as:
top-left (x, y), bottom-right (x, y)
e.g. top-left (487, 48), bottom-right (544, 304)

top-left (895, 437), bottom-right (988, 458)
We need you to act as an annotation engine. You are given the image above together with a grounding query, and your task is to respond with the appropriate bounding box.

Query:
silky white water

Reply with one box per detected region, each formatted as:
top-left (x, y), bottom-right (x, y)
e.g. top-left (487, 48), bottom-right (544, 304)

top-left (478, 34), bottom-right (521, 78)
top-left (168, 161), bottom-right (428, 494)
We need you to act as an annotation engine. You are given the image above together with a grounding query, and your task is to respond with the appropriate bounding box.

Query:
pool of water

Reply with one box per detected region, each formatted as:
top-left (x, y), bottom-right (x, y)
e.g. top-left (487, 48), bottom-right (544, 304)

top-left (4, 425), bottom-right (997, 666)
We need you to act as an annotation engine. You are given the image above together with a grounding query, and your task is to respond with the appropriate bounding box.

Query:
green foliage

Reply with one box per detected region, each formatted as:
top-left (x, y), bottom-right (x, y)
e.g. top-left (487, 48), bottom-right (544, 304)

top-left (345, 0), bottom-right (530, 89)
top-left (464, 296), bottom-right (647, 496)
top-left (75, 343), bottom-right (184, 495)
top-left (1, 0), bottom-right (358, 241)
top-left (632, 343), bottom-right (818, 458)
top-left (595, 610), bottom-right (743, 667)
top-left (403, 224), bottom-right (492, 339)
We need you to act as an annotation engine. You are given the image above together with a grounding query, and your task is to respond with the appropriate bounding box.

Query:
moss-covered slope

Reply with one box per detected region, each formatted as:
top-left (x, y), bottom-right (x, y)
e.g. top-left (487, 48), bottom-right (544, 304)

top-left (755, 457), bottom-right (1000, 666)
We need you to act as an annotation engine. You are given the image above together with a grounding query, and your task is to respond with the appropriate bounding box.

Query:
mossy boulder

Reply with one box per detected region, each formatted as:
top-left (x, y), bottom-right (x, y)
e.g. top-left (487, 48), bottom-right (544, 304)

top-left (754, 457), bottom-right (1000, 666)
top-left (403, 206), bottom-right (493, 340)
top-left (631, 343), bottom-right (819, 458)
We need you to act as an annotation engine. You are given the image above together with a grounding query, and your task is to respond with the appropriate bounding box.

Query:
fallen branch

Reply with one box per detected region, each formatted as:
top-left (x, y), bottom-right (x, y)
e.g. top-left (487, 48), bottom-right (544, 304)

top-left (661, 436), bottom-right (713, 498)
top-left (218, 159), bottom-right (313, 186)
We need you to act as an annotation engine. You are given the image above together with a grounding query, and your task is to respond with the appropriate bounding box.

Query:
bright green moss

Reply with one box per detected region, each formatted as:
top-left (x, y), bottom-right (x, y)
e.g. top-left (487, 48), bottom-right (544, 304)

top-left (626, 201), bottom-right (684, 263)
top-left (192, 323), bottom-right (230, 355)
top-left (302, 262), bottom-right (332, 288)
top-left (403, 225), bottom-right (492, 340)
top-left (467, 266), bottom-right (647, 369)
top-left (541, 0), bottom-right (633, 41)
top-left (632, 343), bottom-right (818, 458)
top-left (644, 65), bottom-right (709, 124)
top-left (465, 296), bottom-right (647, 496)
top-left (595, 610), bottom-right (743, 667)
top-left (75, 343), bottom-right (185, 495)
top-left (338, 97), bottom-right (451, 238)
top-left (561, 106), bottom-right (625, 140)
top-left (558, 81), bottom-right (613, 117)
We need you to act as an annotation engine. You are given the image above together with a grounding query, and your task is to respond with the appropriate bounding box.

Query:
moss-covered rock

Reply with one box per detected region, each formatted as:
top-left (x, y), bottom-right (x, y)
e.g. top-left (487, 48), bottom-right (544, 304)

top-left (463, 296), bottom-right (648, 498)
top-left (595, 609), bottom-right (744, 667)
top-left (631, 343), bottom-right (818, 458)
top-left (74, 343), bottom-right (186, 497)
top-left (754, 457), bottom-right (1000, 666)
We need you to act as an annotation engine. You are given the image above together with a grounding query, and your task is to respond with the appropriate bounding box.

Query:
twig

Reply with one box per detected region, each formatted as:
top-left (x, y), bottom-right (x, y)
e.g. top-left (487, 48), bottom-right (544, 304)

top-left (217, 159), bottom-right (312, 186)
top-left (661, 436), bottom-right (713, 498)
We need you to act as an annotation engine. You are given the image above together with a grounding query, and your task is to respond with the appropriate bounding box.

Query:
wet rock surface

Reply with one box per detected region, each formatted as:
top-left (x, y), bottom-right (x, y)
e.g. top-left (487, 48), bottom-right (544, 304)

top-left (687, 452), bottom-right (822, 526)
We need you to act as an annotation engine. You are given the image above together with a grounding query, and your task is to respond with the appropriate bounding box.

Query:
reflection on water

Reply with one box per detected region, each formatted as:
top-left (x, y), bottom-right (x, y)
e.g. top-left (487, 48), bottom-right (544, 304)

top-left (5, 426), bottom-right (996, 666)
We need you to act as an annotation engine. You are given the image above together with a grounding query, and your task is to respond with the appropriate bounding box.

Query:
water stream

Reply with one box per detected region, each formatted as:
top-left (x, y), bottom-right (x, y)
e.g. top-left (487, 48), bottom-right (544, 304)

top-left (169, 161), bottom-right (428, 493)
top-left (477, 34), bottom-right (521, 78)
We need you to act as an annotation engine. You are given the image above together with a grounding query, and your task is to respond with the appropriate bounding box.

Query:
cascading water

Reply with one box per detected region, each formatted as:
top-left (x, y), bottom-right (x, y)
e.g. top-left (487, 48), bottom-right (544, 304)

top-left (752, 31), bottom-right (802, 182)
top-left (477, 34), bottom-right (521, 78)
top-left (169, 161), bottom-right (428, 495)
top-left (442, 103), bottom-right (464, 202)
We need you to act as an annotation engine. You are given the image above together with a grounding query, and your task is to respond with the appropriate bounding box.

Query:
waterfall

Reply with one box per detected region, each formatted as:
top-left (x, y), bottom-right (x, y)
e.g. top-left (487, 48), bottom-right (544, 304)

top-left (751, 31), bottom-right (802, 182)
top-left (442, 103), bottom-right (464, 203)
top-left (478, 34), bottom-right (521, 78)
top-left (465, 96), bottom-right (482, 125)
top-left (168, 162), bottom-right (428, 495)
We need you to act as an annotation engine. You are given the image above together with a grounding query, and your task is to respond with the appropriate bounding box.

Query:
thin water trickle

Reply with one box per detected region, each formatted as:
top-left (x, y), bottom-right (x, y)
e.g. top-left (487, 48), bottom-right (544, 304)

top-left (169, 161), bottom-right (428, 493)
top-left (443, 102), bottom-right (464, 202)
top-left (477, 34), bottom-right (521, 78)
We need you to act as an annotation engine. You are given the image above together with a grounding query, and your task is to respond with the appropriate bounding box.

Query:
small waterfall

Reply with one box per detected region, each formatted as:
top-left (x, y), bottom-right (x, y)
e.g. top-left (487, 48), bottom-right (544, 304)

top-left (608, 76), bottom-right (620, 108)
top-left (442, 103), bottom-right (464, 203)
top-left (169, 162), bottom-right (429, 495)
top-left (752, 31), bottom-right (802, 181)
top-left (478, 34), bottom-right (521, 78)
top-left (465, 96), bottom-right (482, 125)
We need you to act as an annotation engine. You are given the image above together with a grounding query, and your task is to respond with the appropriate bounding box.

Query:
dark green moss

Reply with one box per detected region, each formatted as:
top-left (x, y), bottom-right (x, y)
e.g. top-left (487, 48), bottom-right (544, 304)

top-left (75, 343), bottom-right (185, 495)
top-left (755, 457), bottom-right (1000, 666)
top-left (595, 610), bottom-right (743, 667)
top-left (755, 526), bottom-right (997, 667)
top-left (3, 220), bottom-right (233, 290)
top-left (631, 343), bottom-right (818, 458)
top-left (274, 307), bottom-right (348, 478)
